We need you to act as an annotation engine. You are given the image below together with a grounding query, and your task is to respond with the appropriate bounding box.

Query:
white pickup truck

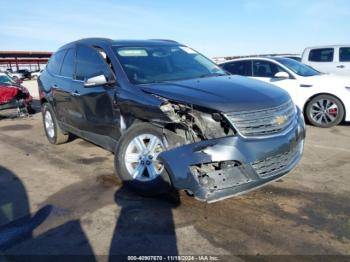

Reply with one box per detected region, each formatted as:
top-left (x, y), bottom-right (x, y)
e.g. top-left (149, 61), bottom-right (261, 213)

top-left (301, 45), bottom-right (350, 76)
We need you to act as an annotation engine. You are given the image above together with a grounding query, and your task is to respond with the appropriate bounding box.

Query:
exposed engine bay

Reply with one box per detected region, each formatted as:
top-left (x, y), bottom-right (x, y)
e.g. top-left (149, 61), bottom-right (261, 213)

top-left (160, 100), bottom-right (234, 144)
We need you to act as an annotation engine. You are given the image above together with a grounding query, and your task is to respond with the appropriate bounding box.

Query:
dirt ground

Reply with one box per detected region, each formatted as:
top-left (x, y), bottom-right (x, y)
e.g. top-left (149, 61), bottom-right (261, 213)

top-left (0, 81), bottom-right (349, 260)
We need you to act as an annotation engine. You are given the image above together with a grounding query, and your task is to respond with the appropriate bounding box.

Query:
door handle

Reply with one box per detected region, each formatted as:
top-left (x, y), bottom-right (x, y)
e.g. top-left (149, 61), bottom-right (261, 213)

top-left (71, 91), bottom-right (81, 96)
top-left (336, 65), bottom-right (345, 68)
top-left (300, 84), bottom-right (313, 88)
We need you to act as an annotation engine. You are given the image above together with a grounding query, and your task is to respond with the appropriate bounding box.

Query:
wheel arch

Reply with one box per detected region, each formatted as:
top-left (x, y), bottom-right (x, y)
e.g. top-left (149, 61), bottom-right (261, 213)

top-left (303, 92), bottom-right (347, 122)
top-left (119, 110), bottom-right (173, 135)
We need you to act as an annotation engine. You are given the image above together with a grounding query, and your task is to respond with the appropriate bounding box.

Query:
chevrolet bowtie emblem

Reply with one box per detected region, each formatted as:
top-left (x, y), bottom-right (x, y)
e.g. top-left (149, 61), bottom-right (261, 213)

top-left (275, 116), bottom-right (286, 125)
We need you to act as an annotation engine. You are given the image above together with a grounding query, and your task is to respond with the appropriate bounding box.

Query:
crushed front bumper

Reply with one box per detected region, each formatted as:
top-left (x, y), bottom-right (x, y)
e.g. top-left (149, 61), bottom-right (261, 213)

top-left (158, 109), bottom-right (305, 203)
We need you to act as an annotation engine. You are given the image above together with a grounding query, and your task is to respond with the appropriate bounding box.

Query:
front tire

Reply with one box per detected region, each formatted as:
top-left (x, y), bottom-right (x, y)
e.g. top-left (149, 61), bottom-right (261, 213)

top-left (42, 103), bottom-right (69, 144)
top-left (114, 122), bottom-right (173, 196)
top-left (305, 94), bottom-right (344, 128)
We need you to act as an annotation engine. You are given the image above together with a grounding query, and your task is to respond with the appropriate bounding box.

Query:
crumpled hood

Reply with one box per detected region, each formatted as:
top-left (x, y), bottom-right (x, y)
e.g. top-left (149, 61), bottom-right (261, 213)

top-left (140, 75), bottom-right (291, 113)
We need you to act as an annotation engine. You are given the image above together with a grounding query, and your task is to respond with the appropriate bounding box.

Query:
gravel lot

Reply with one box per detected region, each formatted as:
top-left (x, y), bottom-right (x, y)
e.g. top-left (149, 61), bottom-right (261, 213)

top-left (23, 79), bottom-right (39, 99)
top-left (0, 80), bottom-right (349, 260)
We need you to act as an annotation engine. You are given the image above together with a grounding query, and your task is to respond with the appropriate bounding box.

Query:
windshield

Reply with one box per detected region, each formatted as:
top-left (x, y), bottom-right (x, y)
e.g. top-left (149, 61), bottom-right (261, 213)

top-left (0, 74), bottom-right (16, 85)
top-left (274, 57), bottom-right (320, 77)
top-left (113, 45), bottom-right (226, 84)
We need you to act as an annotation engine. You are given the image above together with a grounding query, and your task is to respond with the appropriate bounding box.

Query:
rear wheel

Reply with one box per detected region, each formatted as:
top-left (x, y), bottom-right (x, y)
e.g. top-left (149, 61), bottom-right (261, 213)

top-left (42, 103), bottom-right (69, 144)
top-left (306, 95), bottom-right (344, 128)
top-left (114, 122), bottom-right (173, 195)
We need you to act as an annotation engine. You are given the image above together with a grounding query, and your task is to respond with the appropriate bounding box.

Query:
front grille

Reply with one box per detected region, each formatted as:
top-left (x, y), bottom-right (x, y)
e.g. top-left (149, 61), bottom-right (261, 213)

top-left (251, 144), bottom-right (302, 178)
top-left (225, 100), bottom-right (296, 137)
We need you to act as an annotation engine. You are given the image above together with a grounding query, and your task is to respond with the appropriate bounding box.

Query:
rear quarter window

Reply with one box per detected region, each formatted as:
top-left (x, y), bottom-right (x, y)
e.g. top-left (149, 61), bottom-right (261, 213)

top-left (60, 48), bottom-right (75, 78)
top-left (308, 48), bottom-right (334, 62)
top-left (47, 50), bottom-right (66, 75)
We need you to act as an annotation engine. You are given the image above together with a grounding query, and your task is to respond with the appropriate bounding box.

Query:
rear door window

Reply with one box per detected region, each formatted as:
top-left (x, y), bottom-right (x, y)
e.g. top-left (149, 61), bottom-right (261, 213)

top-left (47, 50), bottom-right (66, 75)
top-left (222, 61), bottom-right (252, 76)
top-left (339, 47), bottom-right (350, 62)
top-left (308, 48), bottom-right (334, 62)
top-left (60, 48), bottom-right (75, 78)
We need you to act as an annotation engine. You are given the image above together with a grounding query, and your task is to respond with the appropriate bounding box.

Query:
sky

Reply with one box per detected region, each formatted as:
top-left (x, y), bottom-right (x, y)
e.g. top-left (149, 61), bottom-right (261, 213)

top-left (1, 0), bottom-right (349, 57)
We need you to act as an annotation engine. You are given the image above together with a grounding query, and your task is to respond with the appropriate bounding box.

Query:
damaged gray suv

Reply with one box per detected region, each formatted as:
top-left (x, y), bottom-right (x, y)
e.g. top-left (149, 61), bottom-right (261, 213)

top-left (38, 38), bottom-right (305, 202)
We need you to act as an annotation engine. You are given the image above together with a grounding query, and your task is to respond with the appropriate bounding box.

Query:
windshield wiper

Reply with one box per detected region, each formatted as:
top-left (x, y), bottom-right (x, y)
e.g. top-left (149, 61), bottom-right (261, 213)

top-left (138, 73), bottom-right (228, 84)
top-left (199, 72), bottom-right (228, 78)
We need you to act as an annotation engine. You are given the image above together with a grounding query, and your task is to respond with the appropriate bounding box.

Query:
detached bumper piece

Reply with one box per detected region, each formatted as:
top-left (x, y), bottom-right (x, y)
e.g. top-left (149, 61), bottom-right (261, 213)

top-left (0, 99), bottom-right (29, 117)
top-left (0, 99), bottom-right (20, 111)
top-left (158, 111), bottom-right (305, 203)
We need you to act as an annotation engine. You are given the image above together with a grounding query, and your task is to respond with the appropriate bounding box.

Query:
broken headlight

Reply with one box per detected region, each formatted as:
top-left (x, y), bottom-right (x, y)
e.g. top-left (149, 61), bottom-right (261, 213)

top-left (199, 111), bottom-right (235, 138)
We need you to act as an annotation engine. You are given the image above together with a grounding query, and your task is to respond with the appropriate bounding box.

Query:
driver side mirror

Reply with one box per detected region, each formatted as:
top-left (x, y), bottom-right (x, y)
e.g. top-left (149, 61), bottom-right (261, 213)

top-left (84, 74), bottom-right (115, 87)
top-left (274, 72), bottom-right (289, 79)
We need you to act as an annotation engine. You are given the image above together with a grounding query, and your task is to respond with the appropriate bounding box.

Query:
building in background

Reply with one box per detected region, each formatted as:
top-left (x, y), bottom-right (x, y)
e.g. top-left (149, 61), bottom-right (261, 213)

top-left (0, 51), bottom-right (52, 72)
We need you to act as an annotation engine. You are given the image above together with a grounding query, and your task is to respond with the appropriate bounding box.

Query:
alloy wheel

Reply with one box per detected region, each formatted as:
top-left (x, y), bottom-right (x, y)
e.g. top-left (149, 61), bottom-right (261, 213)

top-left (124, 134), bottom-right (166, 181)
top-left (310, 98), bottom-right (338, 125)
top-left (44, 111), bottom-right (55, 138)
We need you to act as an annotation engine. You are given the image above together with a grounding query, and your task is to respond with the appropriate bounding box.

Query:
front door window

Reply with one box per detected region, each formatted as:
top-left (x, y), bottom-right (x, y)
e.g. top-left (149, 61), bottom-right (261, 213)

top-left (252, 60), bottom-right (287, 78)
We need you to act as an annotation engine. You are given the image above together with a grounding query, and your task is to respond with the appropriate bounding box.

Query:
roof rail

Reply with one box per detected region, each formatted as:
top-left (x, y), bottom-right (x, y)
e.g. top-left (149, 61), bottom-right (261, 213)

top-left (148, 39), bottom-right (178, 43)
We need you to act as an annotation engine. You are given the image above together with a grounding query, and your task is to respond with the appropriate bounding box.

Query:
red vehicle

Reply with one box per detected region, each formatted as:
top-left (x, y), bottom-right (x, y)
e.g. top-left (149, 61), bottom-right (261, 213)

top-left (0, 73), bottom-right (33, 116)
